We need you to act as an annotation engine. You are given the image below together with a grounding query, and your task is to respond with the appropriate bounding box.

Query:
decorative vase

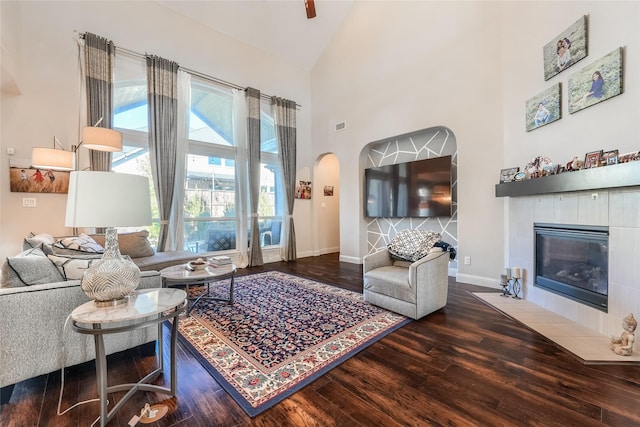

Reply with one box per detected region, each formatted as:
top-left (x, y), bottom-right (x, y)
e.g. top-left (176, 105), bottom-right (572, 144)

top-left (81, 227), bottom-right (141, 306)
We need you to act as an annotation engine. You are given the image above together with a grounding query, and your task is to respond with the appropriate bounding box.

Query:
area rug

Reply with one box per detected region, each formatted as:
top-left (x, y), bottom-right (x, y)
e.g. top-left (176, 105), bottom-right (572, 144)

top-left (176, 271), bottom-right (410, 417)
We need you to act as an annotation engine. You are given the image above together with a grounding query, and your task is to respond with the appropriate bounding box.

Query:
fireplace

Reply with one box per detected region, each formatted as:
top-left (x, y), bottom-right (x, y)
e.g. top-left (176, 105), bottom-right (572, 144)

top-left (534, 223), bottom-right (609, 312)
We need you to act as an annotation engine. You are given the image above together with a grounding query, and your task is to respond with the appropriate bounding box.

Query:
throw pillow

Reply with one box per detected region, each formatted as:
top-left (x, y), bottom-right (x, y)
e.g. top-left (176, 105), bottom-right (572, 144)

top-left (54, 233), bottom-right (104, 254)
top-left (387, 229), bottom-right (441, 262)
top-left (90, 230), bottom-right (155, 258)
top-left (47, 254), bottom-right (102, 280)
top-left (23, 232), bottom-right (55, 251)
top-left (1, 247), bottom-right (64, 287)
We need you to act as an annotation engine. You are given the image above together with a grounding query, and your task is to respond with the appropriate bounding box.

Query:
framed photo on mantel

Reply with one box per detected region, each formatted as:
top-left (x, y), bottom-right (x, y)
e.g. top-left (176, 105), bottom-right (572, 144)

top-left (499, 167), bottom-right (520, 183)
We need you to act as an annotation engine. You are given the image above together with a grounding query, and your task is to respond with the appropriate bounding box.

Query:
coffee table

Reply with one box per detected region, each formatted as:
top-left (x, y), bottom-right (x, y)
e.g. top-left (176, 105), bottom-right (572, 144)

top-left (160, 263), bottom-right (236, 315)
top-left (70, 288), bottom-right (187, 427)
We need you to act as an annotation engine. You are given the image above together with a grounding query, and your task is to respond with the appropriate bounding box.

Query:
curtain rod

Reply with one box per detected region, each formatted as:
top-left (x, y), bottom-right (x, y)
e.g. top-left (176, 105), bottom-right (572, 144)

top-left (115, 45), bottom-right (301, 108)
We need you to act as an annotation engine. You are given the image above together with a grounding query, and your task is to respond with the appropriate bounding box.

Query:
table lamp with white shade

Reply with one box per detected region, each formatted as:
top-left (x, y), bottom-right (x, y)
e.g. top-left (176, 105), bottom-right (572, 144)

top-left (65, 171), bottom-right (152, 306)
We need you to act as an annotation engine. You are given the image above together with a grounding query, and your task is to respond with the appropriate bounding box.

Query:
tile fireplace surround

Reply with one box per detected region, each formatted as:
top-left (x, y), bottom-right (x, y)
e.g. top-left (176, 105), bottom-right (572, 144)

top-left (506, 185), bottom-right (640, 338)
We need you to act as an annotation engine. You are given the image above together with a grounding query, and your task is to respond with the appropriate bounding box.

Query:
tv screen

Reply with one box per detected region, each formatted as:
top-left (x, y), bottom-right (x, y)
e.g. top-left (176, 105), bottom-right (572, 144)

top-left (364, 155), bottom-right (452, 218)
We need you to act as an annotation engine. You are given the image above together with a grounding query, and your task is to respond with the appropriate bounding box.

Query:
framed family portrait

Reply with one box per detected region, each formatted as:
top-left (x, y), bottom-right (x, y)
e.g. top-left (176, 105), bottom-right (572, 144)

top-left (295, 180), bottom-right (312, 199)
top-left (600, 149), bottom-right (619, 165)
top-left (543, 15), bottom-right (588, 81)
top-left (525, 83), bottom-right (561, 132)
top-left (584, 150), bottom-right (602, 169)
top-left (9, 158), bottom-right (70, 193)
top-left (499, 167), bottom-right (520, 183)
top-left (568, 47), bottom-right (623, 114)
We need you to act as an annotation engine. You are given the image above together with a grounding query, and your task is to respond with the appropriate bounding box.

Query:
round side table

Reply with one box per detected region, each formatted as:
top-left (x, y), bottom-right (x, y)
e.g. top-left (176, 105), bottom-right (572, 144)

top-left (70, 288), bottom-right (187, 427)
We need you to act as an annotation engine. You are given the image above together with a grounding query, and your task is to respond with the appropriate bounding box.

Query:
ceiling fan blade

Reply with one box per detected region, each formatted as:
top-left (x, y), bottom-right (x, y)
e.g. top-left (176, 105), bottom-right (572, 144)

top-left (305, 0), bottom-right (316, 19)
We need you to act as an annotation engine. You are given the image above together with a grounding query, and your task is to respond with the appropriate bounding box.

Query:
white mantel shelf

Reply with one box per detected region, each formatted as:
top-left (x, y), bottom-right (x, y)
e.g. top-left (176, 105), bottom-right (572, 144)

top-left (495, 161), bottom-right (640, 198)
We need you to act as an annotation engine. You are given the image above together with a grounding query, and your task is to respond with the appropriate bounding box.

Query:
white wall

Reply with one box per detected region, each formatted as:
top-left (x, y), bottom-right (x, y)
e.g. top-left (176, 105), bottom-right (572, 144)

top-left (311, 1), bottom-right (639, 287)
top-left (312, 153), bottom-right (340, 255)
top-left (0, 1), bottom-right (314, 261)
top-left (501, 2), bottom-right (639, 170)
top-left (311, 1), bottom-right (505, 283)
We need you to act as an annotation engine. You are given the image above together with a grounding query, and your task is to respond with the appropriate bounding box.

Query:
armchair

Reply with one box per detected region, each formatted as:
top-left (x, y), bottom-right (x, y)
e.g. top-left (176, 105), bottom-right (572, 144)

top-left (363, 249), bottom-right (449, 320)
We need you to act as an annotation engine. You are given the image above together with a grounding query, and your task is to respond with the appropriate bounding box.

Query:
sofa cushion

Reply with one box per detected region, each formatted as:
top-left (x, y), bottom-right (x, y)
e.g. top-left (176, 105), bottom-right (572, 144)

top-left (23, 232), bottom-right (55, 251)
top-left (53, 233), bottom-right (104, 254)
top-left (90, 230), bottom-right (155, 258)
top-left (1, 248), bottom-right (64, 288)
top-left (364, 265), bottom-right (416, 303)
top-left (387, 229), bottom-right (441, 262)
top-left (47, 254), bottom-right (103, 280)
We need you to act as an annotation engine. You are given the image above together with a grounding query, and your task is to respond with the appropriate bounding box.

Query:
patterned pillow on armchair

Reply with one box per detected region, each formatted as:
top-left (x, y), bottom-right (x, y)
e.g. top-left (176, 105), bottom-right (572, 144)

top-left (388, 229), bottom-right (441, 262)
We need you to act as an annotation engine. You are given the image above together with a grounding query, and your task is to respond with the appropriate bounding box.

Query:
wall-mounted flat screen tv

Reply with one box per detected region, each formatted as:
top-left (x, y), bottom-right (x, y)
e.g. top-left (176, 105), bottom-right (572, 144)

top-left (364, 155), bottom-right (452, 218)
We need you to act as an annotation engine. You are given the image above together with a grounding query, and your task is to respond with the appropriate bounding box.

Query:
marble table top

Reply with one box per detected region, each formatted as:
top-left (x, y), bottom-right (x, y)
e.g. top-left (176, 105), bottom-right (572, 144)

top-left (71, 288), bottom-right (187, 324)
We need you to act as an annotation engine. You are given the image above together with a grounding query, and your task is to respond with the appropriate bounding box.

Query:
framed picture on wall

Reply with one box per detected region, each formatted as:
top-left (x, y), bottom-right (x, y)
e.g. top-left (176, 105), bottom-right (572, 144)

top-left (8, 158), bottom-right (70, 193)
top-left (324, 186), bottom-right (334, 196)
top-left (543, 15), bottom-right (588, 81)
top-left (568, 47), bottom-right (623, 114)
top-left (525, 83), bottom-right (561, 132)
top-left (295, 180), bottom-right (312, 199)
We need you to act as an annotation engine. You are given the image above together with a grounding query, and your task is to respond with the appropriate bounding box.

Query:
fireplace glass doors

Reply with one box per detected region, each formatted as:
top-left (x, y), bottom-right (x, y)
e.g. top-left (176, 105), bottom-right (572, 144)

top-left (534, 223), bottom-right (608, 312)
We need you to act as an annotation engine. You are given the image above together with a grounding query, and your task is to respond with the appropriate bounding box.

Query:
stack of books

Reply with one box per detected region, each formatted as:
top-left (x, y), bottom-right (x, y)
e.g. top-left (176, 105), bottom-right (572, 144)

top-left (208, 255), bottom-right (232, 267)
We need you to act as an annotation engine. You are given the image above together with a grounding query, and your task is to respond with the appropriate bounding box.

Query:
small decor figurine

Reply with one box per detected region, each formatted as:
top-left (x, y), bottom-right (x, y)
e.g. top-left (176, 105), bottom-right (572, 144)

top-left (565, 156), bottom-right (584, 171)
top-left (610, 313), bottom-right (637, 356)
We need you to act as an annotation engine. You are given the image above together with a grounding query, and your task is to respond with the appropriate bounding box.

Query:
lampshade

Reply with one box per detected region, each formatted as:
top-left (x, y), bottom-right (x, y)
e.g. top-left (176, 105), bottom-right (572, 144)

top-left (65, 171), bottom-right (152, 306)
top-left (31, 148), bottom-right (75, 171)
top-left (81, 127), bottom-right (123, 152)
top-left (65, 171), bottom-right (152, 228)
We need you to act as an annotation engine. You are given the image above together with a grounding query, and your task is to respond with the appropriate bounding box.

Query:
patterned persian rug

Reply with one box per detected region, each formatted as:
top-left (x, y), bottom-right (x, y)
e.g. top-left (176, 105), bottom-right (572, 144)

top-left (177, 271), bottom-right (410, 417)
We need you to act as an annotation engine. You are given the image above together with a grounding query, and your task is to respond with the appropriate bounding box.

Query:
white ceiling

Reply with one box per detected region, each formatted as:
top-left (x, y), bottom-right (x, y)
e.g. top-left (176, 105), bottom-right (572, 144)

top-left (156, 0), bottom-right (354, 71)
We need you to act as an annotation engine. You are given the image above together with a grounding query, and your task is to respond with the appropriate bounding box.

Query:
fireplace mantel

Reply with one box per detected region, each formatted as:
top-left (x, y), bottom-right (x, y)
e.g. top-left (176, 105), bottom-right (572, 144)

top-left (495, 161), bottom-right (640, 197)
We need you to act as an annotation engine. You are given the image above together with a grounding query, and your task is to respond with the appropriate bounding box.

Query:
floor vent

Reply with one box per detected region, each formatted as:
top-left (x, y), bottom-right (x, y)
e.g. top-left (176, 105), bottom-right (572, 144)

top-left (335, 121), bottom-right (346, 132)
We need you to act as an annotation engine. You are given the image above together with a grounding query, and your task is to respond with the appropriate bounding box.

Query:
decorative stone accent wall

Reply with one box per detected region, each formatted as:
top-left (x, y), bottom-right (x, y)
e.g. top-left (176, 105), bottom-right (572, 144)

top-left (365, 126), bottom-right (458, 272)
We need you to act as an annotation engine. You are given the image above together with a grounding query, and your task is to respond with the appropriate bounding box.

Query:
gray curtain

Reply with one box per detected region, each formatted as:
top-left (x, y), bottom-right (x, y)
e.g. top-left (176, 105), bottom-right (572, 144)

top-left (246, 88), bottom-right (263, 266)
top-left (84, 32), bottom-right (115, 172)
top-left (146, 55), bottom-right (179, 252)
top-left (272, 97), bottom-right (297, 261)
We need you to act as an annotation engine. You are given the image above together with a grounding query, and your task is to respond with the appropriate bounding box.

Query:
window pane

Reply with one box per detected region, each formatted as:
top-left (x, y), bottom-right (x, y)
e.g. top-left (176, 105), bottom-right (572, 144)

top-left (112, 146), bottom-right (159, 247)
top-left (114, 55), bottom-right (148, 131)
top-left (185, 154), bottom-right (236, 219)
top-left (259, 162), bottom-right (282, 217)
top-left (189, 81), bottom-right (234, 145)
top-left (185, 220), bottom-right (236, 253)
top-left (260, 99), bottom-right (278, 153)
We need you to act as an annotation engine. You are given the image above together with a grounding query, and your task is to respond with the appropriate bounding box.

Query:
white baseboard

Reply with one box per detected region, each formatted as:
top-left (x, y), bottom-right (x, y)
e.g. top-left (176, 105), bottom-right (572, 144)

top-left (456, 273), bottom-right (500, 290)
top-left (339, 254), bottom-right (361, 264)
top-left (313, 247), bottom-right (340, 256)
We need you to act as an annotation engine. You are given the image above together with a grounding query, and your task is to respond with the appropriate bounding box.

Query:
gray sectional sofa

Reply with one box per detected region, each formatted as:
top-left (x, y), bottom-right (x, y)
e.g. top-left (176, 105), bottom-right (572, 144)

top-left (0, 231), bottom-right (199, 405)
top-left (0, 271), bottom-right (162, 404)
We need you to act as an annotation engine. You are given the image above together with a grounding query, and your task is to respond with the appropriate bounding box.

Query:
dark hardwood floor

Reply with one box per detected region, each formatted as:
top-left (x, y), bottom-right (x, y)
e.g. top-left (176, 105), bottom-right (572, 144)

top-left (2, 253), bottom-right (640, 426)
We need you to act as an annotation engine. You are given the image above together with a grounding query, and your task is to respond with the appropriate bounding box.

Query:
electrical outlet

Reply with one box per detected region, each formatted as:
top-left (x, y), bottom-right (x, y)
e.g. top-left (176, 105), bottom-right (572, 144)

top-left (464, 256), bottom-right (471, 265)
top-left (22, 198), bottom-right (36, 208)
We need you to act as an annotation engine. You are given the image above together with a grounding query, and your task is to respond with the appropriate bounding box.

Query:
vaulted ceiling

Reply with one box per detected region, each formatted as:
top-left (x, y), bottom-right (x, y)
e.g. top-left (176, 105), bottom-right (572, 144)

top-left (155, 0), bottom-right (354, 71)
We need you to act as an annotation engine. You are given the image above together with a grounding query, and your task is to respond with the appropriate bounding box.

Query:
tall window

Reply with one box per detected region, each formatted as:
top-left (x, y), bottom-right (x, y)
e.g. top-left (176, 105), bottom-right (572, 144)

top-left (113, 55), bottom-right (284, 252)
top-left (112, 55), bottom-right (159, 245)
top-left (259, 99), bottom-right (284, 247)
